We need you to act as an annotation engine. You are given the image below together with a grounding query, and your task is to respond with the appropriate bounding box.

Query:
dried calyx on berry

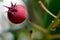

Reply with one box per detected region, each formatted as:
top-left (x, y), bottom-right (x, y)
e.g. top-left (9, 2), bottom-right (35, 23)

top-left (5, 2), bottom-right (27, 24)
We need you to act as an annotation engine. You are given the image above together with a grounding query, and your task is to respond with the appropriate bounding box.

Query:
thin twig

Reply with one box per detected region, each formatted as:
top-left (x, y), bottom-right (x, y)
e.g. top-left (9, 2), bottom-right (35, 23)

top-left (28, 20), bottom-right (48, 34)
top-left (38, 1), bottom-right (57, 18)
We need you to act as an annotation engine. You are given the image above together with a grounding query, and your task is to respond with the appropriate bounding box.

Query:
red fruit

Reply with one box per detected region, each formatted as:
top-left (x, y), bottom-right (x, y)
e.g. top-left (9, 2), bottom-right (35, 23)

top-left (5, 2), bottom-right (27, 24)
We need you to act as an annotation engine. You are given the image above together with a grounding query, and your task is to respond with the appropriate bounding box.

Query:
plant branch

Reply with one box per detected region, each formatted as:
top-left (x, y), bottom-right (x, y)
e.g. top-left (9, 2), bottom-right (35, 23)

top-left (48, 12), bottom-right (60, 30)
top-left (28, 20), bottom-right (48, 34)
top-left (38, 1), bottom-right (57, 19)
top-left (29, 30), bottom-right (32, 40)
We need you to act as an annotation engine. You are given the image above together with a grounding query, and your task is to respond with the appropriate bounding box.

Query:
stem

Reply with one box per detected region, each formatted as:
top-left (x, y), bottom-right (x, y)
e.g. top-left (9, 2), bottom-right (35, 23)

top-left (28, 20), bottom-right (48, 34)
top-left (29, 30), bottom-right (32, 40)
top-left (48, 12), bottom-right (60, 30)
top-left (30, 35), bottom-right (32, 40)
top-left (38, 1), bottom-right (57, 19)
top-left (25, 26), bottom-right (32, 40)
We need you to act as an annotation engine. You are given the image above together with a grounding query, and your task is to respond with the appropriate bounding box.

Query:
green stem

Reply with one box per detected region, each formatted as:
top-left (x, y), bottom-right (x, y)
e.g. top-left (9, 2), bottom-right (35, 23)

top-left (38, 1), bottom-right (57, 19)
top-left (48, 12), bottom-right (60, 30)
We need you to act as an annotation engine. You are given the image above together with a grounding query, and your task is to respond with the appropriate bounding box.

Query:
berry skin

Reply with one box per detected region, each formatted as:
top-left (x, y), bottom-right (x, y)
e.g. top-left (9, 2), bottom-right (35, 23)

top-left (6, 2), bottom-right (27, 24)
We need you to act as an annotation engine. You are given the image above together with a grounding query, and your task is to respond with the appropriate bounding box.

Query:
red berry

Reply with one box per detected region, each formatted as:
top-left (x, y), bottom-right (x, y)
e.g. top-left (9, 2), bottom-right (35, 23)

top-left (5, 2), bottom-right (27, 24)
